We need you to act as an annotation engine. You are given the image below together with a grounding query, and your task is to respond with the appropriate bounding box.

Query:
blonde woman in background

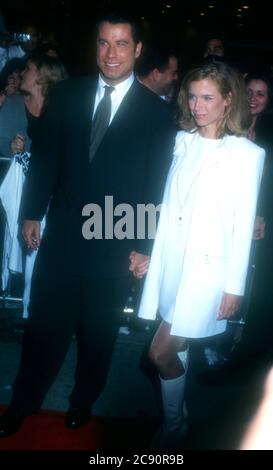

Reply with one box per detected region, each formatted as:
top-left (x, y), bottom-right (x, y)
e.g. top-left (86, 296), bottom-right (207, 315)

top-left (0, 52), bottom-right (68, 317)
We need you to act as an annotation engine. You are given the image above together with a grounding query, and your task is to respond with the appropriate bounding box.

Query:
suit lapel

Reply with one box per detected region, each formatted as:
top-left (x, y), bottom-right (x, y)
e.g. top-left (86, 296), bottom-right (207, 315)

top-left (72, 78), bottom-right (97, 162)
top-left (88, 78), bottom-right (138, 162)
top-left (85, 78), bottom-right (98, 131)
top-left (97, 79), bottom-right (138, 139)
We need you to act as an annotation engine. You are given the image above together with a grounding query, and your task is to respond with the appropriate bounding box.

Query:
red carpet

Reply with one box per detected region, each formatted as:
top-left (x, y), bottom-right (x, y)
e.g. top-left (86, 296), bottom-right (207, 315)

top-left (0, 406), bottom-right (154, 450)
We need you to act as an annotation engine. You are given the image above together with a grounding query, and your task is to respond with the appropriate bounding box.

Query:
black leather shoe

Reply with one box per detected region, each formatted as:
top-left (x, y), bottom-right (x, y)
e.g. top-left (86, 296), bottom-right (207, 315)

top-left (0, 409), bottom-right (25, 438)
top-left (65, 408), bottom-right (91, 429)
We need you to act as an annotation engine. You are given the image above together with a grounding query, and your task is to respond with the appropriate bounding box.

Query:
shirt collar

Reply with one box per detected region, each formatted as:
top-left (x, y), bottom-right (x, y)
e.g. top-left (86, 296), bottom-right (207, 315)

top-left (97, 73), bottom-right (135, 100)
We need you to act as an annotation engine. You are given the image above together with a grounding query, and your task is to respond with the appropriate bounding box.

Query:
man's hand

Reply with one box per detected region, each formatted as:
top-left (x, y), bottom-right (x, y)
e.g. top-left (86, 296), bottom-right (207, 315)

top-left (22, 220), bottom-right (41, 250)
top-left (129, 251), bottom-right (150, 279)
top-left (217, 292), bottom-right (242, 320)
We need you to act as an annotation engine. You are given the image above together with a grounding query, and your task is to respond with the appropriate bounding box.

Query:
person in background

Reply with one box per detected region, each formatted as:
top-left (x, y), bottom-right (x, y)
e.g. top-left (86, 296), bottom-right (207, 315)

top-left (246, 71), bottom-right (273, 146)
top-left (38, 30), bottom-right (60, 59)
top-left (134, 59), bottom-right (265, 448)
top-left (0, 23), bottom-right (40, 72)
top-left (0, 53), bottom-right (68, 318)
top-left (15, 23), bottom-right (40, 59)
top-left (245, 71), bottom-right (273, 242)
top-left (203, 36), bottom-right (225, 58)
top-left (0, 57), bottom-right (26, 96)
top-left (0, 10), bottom-right (175, 438)
top-left (19, 52), bottom-right (68, 140)
top-left (231, 72), bottom-right (273, 366)
top-left (137, 42), bottom-right (179, 103)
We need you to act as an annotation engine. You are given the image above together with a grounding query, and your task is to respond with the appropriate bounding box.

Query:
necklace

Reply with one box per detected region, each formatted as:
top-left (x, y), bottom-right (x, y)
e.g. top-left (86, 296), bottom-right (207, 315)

top-left (176, 165), bottom-right (204, 224)
top-left (175, 135), bottom-right (223, 225)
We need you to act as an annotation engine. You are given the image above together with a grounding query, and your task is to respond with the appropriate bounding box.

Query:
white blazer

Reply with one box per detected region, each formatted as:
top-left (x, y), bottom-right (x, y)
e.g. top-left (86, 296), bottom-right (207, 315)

top-left (138, 131), bottom-right (265, 338)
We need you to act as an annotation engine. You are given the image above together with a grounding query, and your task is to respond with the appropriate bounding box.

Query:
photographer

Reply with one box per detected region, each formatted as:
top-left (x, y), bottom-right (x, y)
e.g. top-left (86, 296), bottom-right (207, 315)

top-left (0, 23), bottom-right (39, 72)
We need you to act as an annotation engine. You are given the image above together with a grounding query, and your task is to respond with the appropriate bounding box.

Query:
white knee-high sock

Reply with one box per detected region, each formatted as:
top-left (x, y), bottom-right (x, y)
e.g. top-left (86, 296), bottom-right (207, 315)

top-left (160, 373), bottom-right (187, 432)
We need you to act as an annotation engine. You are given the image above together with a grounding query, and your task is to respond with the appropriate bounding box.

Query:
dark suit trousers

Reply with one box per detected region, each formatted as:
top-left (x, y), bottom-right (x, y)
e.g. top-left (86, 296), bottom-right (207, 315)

top-left (10, 272), bottom-right (128, 415)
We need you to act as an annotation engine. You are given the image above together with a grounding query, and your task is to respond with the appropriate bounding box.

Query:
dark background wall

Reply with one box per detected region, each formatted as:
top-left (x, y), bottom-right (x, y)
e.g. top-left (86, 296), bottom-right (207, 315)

top-left (1, 0), bottom-right (272, 74)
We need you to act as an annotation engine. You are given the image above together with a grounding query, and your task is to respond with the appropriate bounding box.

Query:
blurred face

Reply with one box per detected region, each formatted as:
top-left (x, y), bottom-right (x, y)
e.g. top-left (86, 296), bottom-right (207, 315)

top-left (46, 48), bottom-right (58, 58)
top-left (96, 22), bottom-right (142, 85)
top-left (155, 56), bottom-right (178, 97)
top-left (5, 71), bottom-right (22, 96)
top-left (20, 61), bottom-right (40, 94)
top-left (247, 79), bottom-right (269, 118)
top-left (188, 78), bottom-right (231, 138)
top-left (204, 39), bottom-right (224, 57)
top-left (22, 26), bottom-right (39, 52)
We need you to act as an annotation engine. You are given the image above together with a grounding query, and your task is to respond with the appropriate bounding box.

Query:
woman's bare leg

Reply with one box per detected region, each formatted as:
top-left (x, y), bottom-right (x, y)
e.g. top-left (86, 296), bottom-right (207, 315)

top-left (149, 320), bottom-right (187, 379)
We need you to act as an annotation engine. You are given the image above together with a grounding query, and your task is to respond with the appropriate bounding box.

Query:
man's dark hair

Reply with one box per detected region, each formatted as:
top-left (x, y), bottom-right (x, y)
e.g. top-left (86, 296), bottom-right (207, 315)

top-left (0, 57), bottom-right (26, 90)
top-left (95, 9), bottom-right (143, 44)
top-left (137, 42), bottom-right (177, 77)
top-left (204, 34), bottom-right (226, 48)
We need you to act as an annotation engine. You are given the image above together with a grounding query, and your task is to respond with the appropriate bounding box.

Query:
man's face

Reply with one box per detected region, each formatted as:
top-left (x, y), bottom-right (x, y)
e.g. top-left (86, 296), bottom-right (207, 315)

top-left (22, 25), bottom-right (39, 52)
top-left (96, 22), bottom-right (142, 85)
top-left (155, 56), bottom-right (178, 97)
top-left (204, 39), bottom-right (224, 57)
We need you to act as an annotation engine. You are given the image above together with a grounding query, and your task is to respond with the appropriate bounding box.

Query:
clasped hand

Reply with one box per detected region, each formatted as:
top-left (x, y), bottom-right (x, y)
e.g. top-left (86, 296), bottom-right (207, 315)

top-left (217, 292), bottom-right (242, 320)
top-left (129, 251), bottom-right (150, 279)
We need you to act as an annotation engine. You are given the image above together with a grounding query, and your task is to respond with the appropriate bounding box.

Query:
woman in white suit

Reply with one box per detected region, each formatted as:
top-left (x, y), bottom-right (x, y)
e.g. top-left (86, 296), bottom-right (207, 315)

top-left (131, 59), bottom-right (265, 447)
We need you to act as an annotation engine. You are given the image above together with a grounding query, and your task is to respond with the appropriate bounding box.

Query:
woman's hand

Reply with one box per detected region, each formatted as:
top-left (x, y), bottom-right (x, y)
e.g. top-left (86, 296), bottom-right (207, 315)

top-left (129, 251), bottom-right (150, 279)
top-left (217, 292), bottom-right (242, 320)
top-left (10, 134), bottom-right (26, 155)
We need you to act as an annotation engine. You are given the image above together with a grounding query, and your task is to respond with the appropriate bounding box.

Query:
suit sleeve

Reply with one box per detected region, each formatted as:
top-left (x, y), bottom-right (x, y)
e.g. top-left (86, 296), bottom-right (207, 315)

top-left (225, 147), bottom-right (265, 295)
top-left (19, 83), bottom-right (63, 222)
top-left (134, 105), bottom-right (176, 256)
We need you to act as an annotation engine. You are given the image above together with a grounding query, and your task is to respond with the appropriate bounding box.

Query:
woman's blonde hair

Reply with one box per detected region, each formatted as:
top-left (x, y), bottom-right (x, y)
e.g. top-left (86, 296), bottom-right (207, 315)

top-left (178, 58), bottom-right (251, 138)
top-left (27, 53), bottom-right (68, 97)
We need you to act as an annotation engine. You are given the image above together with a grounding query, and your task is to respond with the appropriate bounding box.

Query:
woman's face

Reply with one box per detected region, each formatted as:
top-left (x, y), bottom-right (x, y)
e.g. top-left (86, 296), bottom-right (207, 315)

top-left (247, 79), bottom-right (269, 118)
top-left (20, 61), bottom-right (40, 94)
top-left (188, 78), bottom-right (230, 138)
top-left (5, 71), bottom-right (22, 96)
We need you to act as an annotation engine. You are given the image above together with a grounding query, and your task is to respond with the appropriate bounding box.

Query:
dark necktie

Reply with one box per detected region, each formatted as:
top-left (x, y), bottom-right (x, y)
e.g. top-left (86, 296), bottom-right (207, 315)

top-left (89, 85), bottom-right (115, 163)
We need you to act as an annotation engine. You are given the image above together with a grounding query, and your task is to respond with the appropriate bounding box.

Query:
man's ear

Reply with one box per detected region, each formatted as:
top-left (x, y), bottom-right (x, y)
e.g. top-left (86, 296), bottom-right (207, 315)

top-left (135, 41), bottom-right (142, 59)
top-left (152, 68), bottom-right (161, 82)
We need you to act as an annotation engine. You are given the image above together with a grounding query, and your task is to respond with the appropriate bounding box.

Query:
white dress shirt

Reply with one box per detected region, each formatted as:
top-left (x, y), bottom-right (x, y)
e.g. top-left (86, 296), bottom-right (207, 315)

top-left (93, 73), bottom-right (134, 124)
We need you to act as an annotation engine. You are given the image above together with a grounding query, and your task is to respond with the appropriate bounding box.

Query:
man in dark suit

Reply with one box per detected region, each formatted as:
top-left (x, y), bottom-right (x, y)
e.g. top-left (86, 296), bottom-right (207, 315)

top-left (137, 41), bottom-right (179, 102)
top-left (0, 11), bottom-right (175, 437)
